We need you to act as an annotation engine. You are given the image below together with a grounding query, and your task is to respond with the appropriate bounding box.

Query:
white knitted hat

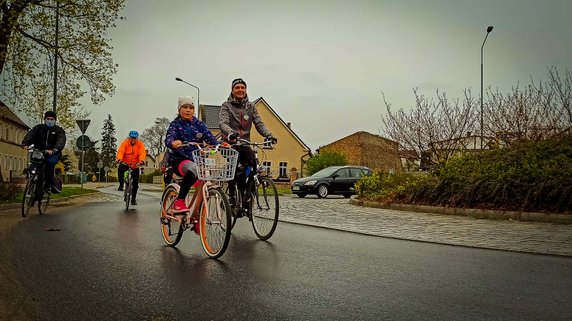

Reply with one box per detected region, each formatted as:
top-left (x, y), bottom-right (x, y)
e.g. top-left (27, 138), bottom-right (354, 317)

top-left (178, 96), bottom-right (195, 109)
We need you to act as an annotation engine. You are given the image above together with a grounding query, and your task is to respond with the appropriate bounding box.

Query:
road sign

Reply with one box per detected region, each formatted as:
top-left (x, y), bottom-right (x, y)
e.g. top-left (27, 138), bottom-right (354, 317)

top-left (97, 161), bottom-right (103, 168)
top-left (76, 135), bottom-right (92, 151)
top-left (76, 119), bottom-right (91, 134)
top-left (104, 166), bottom-right (110, 172)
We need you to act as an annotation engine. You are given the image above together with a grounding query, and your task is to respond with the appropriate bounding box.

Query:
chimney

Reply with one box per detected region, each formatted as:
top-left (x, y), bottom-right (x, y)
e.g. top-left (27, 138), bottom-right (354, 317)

top-left (287, 122), bottom-right (291, 128)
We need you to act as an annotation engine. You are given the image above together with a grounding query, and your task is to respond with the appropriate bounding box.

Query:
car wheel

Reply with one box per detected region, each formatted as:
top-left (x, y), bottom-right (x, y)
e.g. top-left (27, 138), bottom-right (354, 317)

top-left (316, 185), bottom-right (329, 198)
top-left (297, 193), bottom-right (307, 198)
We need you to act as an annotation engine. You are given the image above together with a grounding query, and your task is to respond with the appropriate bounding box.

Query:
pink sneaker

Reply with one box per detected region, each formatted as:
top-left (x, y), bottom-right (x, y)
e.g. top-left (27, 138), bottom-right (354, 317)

top-left (173, 199), bottom-right (189, 212)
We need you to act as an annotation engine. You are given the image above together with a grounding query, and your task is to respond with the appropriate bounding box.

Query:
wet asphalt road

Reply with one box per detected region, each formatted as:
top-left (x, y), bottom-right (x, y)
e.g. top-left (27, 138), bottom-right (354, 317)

top-left (0, 188), bottom-right (571, 321)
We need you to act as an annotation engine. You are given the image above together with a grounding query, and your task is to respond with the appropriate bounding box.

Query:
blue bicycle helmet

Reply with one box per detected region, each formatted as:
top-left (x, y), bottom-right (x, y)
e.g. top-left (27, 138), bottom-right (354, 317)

top-left (128, 130), bottom-right (139, 138)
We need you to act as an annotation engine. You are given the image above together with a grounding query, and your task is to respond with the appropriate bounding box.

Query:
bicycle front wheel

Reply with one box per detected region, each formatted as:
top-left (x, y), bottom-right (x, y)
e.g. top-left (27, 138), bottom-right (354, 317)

top-left (124, 178), bottom-right (131, 210)
top-left (199, 187), bottom-right (232, 259)
top-left (21, 177), bottom-right (36, 217)
top-left (251, 177), bottom-right (279, 240)
top-left (160, 185), bottom-right (184, 246)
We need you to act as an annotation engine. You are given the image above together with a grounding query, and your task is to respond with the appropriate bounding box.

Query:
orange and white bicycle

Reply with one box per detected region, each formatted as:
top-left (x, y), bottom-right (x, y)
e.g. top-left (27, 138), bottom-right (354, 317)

top-left (159, 143), bottom-right (238, 258)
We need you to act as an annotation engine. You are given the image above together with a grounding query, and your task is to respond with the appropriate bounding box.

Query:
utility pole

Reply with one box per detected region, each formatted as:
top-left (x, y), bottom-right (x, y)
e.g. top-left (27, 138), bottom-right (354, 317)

top-left (52, 1), bottom-right (60, 113)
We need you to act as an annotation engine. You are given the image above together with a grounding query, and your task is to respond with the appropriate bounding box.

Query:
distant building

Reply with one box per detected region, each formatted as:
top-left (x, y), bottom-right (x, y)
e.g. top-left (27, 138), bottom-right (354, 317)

top-left (318, 131), bottom-right (401, 174)
top-left (0, 101), bottom-right (30, 183)
top-left (428, 134), bottom-right (496, 166)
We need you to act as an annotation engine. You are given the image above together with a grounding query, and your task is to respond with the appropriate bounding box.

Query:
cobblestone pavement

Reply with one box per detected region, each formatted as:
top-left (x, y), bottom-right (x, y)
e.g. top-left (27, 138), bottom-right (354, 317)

top-left (278, 195), bottom-right (572, 257)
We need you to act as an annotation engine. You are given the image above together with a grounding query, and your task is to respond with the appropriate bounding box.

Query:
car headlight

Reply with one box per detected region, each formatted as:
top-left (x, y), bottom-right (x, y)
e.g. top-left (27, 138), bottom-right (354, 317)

top-left (304, 180), bottom-right (317, 186)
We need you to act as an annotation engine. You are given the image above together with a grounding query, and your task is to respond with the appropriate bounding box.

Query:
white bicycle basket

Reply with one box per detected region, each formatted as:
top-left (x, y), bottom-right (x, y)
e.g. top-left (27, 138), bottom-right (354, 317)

top-left (192, 147), bottom-right (238, 181)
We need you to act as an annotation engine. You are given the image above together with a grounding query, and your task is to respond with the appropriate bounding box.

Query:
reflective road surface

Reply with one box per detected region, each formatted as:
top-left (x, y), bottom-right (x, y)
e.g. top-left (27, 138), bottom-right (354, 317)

top-left (0, 188), bottom-right (571, 321)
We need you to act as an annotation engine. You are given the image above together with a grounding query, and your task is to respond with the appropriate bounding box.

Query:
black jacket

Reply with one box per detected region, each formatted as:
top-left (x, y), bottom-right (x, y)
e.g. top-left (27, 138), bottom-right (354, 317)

top-left (22, 124), bottom-right (66, 153)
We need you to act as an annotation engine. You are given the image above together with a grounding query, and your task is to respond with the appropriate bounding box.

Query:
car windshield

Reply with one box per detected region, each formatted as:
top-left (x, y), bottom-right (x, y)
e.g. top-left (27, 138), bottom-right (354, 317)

top-left (311, 167), bottom-right (341, 178)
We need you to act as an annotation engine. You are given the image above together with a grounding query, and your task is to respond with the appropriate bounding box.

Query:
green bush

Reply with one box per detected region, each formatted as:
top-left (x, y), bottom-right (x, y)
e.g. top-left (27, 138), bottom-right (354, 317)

top-left (357, 135), bottom-right (572, 213)
top-left (356, 171), bottom-right (431, 201)
top-left (0, 182), bottom-right (22, 202)
top-left (305, 151), bottom-right (347, 176)
top-left (140, 169), bottom-right (162, 183)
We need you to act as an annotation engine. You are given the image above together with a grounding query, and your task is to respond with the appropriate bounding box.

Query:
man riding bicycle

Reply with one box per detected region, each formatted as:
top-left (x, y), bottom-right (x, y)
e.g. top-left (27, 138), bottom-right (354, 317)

top-left (218, 78), bottom-right (278, 206)
top-left (21, 110), bottom-right (66, 192)
top-left (116, 130), bottom-right (147, 205)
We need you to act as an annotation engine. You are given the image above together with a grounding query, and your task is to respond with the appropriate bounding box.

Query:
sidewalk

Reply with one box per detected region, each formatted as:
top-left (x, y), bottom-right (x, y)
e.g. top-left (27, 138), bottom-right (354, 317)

top-left (278, 196), bottom-right (572, 257)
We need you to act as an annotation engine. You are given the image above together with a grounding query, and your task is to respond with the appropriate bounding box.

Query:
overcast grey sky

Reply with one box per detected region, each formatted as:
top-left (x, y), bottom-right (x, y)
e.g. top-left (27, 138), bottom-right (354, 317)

top-left (81, 0), bottom-right (572, 152)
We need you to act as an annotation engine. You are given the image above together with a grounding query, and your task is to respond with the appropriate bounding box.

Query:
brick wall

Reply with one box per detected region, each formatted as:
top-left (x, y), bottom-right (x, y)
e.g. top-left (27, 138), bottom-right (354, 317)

top-left (320, 132), bottom-right (401, 173)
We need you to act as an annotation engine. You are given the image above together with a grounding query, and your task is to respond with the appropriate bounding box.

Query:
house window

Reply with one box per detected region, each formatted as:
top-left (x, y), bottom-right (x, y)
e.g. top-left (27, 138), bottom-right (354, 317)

top-left (262, 161), bottom-right (272, 177)
top-left (279, 162), bottom-right (287, 178)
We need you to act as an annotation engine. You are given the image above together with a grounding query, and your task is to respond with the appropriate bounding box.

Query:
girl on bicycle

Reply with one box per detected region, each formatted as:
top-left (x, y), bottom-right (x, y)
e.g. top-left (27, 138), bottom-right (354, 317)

top-left (165, 96), bottom-right (221, 212)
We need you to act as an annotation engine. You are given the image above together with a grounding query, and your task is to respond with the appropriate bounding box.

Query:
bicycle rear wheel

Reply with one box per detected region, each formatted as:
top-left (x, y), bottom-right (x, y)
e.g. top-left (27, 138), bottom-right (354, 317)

top-left (199, 187), bottom-right (231, 259)
top-left (21, 177), bottom-right (36, 217)
top-left (251, 177), bottom-right (279, 240)
top-left (160, 185), bottom-right (184, 246)
top-left (38, 187), bottom-right (51, 215)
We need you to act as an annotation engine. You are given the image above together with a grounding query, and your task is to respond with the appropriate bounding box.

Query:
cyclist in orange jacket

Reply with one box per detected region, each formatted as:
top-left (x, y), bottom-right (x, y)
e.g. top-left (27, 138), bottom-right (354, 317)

top-left (116, 130), bottom-right (147, 205)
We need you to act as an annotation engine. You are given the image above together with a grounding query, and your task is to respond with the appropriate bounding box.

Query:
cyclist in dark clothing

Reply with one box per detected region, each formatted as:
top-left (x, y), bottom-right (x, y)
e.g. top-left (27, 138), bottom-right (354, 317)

top-left (21, 111), bottom-right (67, 191)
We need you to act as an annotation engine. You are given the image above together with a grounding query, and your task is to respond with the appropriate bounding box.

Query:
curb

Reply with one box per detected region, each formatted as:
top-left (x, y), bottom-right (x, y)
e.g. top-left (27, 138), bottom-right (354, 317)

top-left (349, 199), bottom-right (572, 224)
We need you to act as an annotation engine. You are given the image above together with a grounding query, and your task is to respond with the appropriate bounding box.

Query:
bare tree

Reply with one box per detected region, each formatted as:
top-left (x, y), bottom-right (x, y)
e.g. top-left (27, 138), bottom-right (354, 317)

top-left (141, 117), bottom-right (170, 157)
top-left (488, 66), bottom-right (572, 144)
top-left (381, 88), bottom-right (478, 167)
top-left (382, 66), bottom-right (572, 169)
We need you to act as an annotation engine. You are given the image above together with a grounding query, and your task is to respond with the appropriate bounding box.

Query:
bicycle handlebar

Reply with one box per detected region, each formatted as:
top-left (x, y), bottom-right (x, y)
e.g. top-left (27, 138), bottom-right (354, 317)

top-left (232, 138), bottom-right (274, 147)
top-left (177, 142), bottom-right (230, 152)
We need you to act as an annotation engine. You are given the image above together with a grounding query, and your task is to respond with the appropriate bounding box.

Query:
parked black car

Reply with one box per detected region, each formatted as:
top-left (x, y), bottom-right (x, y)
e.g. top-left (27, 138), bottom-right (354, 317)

top-left (291, 165), bottom-right (372, 198)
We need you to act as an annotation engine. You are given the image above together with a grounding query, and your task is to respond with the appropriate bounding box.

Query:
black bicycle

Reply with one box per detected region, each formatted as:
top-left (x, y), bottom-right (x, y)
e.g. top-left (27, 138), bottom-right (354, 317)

top-left (121, 162), bottom-right (139, 210)
top-left (21, 148), bottom-right (51, 217)
top-left (226, 138), bottom-right (279, 240)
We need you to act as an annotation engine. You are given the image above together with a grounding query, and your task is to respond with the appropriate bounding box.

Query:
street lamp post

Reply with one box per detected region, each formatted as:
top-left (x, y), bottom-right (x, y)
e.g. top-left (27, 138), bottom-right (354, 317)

top-left (480, 25), bottom-right (493, 149)
top-left (175, 77), bottom-right (200, 108)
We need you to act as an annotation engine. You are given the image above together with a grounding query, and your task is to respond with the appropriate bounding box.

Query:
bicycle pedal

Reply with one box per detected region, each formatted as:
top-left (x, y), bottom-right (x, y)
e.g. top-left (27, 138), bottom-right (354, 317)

top-left (160, 218), bottom-right (170, 225)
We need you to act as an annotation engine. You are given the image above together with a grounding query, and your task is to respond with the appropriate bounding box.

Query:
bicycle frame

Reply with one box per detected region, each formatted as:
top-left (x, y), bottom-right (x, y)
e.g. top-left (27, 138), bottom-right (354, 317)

top-left (162, 180), bottom-right (205, 224)
top-left (226, 138), bottom-right (280, 240)
top-left (232, 139), bottom-right (270, 210)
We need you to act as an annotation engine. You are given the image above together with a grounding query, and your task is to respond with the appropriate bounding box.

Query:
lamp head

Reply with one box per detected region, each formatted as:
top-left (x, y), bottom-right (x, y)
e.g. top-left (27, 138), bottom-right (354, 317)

top-left (175, 77), bottom-right (182, 81)
top-left (487, 26), bottom-right (494, 33)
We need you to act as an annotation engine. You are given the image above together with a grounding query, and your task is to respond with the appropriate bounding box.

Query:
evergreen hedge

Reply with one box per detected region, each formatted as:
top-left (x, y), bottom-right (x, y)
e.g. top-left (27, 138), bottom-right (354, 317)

top-left (356, 135), bottom-right (572, 213)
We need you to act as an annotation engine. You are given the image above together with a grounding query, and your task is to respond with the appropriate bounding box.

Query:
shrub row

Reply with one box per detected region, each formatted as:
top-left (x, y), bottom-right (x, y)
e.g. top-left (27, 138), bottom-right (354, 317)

top-left (356, 135), bottom-right (572, 213)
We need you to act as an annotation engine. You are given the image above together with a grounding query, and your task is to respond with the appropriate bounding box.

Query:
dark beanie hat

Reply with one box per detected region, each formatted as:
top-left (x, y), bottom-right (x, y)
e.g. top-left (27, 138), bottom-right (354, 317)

top-left (231, 78), bottom-right (247, 89)
top-left (44, 110), bottom-right (57, 120)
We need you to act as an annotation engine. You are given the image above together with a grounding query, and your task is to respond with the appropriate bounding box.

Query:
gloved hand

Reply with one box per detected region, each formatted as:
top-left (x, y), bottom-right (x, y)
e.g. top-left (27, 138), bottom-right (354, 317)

top-left (228, 133), bottom-right (238, 143)
top-left (266, 135), bottom-right (278, 144)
